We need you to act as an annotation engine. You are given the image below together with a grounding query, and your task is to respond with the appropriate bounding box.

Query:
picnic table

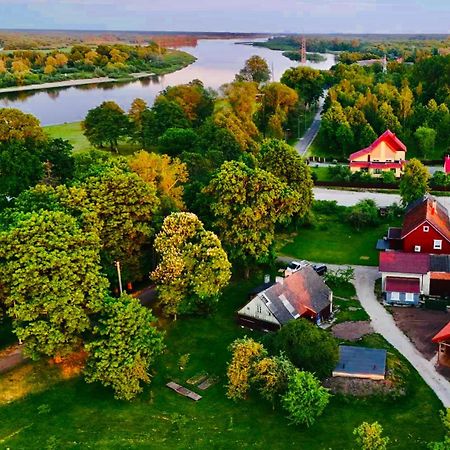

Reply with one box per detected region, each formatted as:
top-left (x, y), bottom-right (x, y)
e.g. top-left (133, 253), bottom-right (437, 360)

top-left (166, 382), bottom-right (202, 401)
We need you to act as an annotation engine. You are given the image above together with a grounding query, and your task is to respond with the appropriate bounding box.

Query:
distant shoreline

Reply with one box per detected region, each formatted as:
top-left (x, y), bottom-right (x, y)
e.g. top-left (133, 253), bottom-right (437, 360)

top-left (0, 72), bottom-right (157, 94)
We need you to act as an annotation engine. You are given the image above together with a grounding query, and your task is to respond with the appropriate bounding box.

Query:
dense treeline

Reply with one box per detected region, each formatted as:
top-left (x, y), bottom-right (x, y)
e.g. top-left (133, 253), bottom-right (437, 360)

top-left (319, 55), bottom-right (450, 159)
top-left (0, 56), bottom-right (316, 400)
top-left (0, 43), bottom-right (195, 88)
top-left (255, 35), bottom-right (450, 62)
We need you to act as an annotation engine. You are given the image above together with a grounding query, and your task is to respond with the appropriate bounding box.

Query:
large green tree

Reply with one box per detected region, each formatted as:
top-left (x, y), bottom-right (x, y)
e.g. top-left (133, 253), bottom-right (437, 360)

top-left (399, 158), bottom-right (430, 206)
top-left (204, 161), bottom-right (300, 275)
top-left (258, 139), bottom-right (313, 219)
top-left (0, 210), bottom-right (108, 359)
top-left (152, 212), bottom-right (231, 317)
top-left (236, 55), bottom-right (271, 84)
top-left (85, 294), bottom-right (164, 400)
top-left (281, 66), bottom-right (325, 105)
top-left (272, 318), bottom-right (339, 379)
top-left (83, 101), bottom-right (130, 152)
top-left (61, 168), bottom-right (160, 281)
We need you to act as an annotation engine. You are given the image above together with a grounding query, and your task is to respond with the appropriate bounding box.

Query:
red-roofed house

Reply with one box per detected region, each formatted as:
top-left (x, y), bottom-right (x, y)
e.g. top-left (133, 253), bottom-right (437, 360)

top-left (349, 130), bottom-right (407, 177)
top-left (444, 156), bottom-right (450, 174)
top-left (379, 252), bottom-right (430, 305)
top-left (387, 196), bottom-right (450, 255)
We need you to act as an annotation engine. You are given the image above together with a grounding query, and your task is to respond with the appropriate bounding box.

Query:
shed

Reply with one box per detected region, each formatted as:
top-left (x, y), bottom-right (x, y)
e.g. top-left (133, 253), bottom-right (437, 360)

top-left (333, 346), bottom-right (387, 380)
top-left (432, 322), bottom-right (450, 366)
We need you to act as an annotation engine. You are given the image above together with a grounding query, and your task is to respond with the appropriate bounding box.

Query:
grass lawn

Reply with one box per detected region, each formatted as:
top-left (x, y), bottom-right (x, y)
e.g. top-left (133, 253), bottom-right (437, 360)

top-left (277, 204), bottom-right (402, 266)
top-left (44, 121), bottom-right (140, 155)
top-left (0, 274), bottom-right (444, 449)
top-left (310, 166), bottom-right (333, 182)
top-left (329, 281), bottom-right (370, 323)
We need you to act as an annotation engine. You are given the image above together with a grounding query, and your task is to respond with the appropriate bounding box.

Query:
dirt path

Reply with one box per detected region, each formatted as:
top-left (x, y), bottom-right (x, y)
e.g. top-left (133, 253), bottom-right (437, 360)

top-left (0, 345), bottom-right (26, 374)
top-left (353, 266), bottom-right (450, 407)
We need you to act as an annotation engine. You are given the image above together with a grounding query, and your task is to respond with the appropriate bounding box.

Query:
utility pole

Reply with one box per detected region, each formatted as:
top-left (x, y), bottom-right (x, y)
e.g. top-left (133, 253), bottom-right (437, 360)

top-left (114, 260), bottom-right (123, 295)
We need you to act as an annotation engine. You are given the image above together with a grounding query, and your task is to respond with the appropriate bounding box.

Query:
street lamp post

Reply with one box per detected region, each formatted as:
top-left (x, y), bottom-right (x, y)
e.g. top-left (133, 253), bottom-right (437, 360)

top-left (114, 260), bottom-right (123, 295)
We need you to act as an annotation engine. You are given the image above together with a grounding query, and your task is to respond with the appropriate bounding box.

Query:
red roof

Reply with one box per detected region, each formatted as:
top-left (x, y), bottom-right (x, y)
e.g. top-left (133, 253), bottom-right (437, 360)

top-left (349, 161), bottom-right (405, 169)
top-left (379, 251), bottom-right (430, 274)
top-left (401, 196), bottom-right (450, 242)
top-left (432, 322), bottom-right (450, 343)
top-left (349, 130), bottom-right (407, 161)
top-left (385, 277), bottom-right (420, 293)
top-left (444, 156), bottom-right (450, 174)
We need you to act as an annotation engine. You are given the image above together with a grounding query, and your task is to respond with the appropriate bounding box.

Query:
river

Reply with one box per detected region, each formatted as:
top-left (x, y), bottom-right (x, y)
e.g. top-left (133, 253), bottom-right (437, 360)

top-left (0, 39), bottom-right (336, 126)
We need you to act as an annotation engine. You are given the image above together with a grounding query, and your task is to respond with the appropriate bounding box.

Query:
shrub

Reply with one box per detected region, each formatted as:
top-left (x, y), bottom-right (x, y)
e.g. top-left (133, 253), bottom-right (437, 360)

top-left (346, 199), bottom-right (380, 230)
top-left (272, 319), bottom-right (339, 379)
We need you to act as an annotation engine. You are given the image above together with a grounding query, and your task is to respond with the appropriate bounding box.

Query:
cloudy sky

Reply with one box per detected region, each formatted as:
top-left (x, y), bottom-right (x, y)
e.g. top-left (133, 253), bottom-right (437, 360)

top-left (0, 0), bottom-right (448, 33)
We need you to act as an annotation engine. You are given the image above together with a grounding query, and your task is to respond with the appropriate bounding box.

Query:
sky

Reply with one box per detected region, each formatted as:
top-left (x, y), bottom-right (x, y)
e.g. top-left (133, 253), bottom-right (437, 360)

top-left (0, 0), bottom-right (449, 34)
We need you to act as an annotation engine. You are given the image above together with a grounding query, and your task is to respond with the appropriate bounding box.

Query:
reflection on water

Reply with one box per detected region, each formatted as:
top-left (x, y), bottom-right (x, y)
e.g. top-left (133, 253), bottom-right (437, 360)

top-left (0, 39), bottom-right (336, 125)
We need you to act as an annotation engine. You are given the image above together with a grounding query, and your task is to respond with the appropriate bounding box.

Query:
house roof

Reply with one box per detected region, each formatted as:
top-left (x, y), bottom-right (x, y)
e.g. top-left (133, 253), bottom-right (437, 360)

top-left (432, 322), bottom-right (450, 343)
top-left (387, 227), bottom-right (402, 239)
top-left (349, 129), bottom-right (407, 161)
top-left (261, 266), bottom-right (331, 325)
top-left (385, 277), bottom-right (420, 293)
top-left (334, 346), bottom-right (387, 377)
top-left (349, 161), bottom-right (405, 169)
top-left (379, 251), bottom-right (430, 274)
top-left (444, 156), bottom-right (450, 174)
top-left (430, 255), bottom-right (450, 273)
top-left (401, 195), bottom-right (450, 242)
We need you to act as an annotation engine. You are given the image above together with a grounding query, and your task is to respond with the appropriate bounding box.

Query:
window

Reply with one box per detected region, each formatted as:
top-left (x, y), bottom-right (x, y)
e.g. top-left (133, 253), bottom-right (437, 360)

top-left (256, 304), bottom-right (262, 314)
top-left (434, 240), bottom-right (443, 250)
top-left (405, 293), bottom-right (415, 302)
top-left (414, 245), bottom-right (421, 252)
top-left (423, 225), bottom-right (429, 232)
top-left (391, 292), bottom-right (400, 301)
top-left (374, 168), bottom-right (382, 174)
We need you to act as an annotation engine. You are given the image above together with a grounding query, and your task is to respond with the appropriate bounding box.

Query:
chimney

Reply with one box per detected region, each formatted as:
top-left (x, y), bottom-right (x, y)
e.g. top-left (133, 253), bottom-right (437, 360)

top-left (431, 199), bottom-right (437, 214)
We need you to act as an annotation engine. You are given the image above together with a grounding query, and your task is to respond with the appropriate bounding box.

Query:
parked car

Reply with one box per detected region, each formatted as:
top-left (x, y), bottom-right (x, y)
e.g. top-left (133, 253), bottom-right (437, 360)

top-left (313, 264), bottom-right (327, 276)
top-left (287, 260), bottom-right (309, 272)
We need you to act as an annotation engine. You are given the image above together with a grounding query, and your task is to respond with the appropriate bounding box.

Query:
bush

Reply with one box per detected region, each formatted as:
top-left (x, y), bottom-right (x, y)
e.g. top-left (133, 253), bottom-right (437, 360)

top-left (430, 171), bottom-right (450, 188)
top-left (346, 199), bottom-right (380, 230)
top-left (281, 370), bottom-right (331, 427)
top-left (272, 319), bottom-right (339, 379)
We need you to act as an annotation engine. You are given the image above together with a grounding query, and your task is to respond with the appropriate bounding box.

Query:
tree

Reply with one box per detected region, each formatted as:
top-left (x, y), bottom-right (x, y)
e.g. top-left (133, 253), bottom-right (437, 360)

top-left (157, 127), bottom-right (198, 157)
top-left (346, 199), bottom-right (381, 230)
top-left (85, 294), bottom-right (164, 400)
top-left (0, 108), bottom-right (46, 142)
top-left (83, 101), bottom-right (130, 152)
top-left (128, 98), bottom-right (148, 143)
top-left (40, 138), bottom-right (75, 184)
top-left (354, 422), bottom-right (390, 450)
top-left (204, 161), bottom-right (300, 275)
top-left (258, 139), bottom-right (313, 219)
top-left (226, 337), bottom-right (267, 400)
top-left (281, 66), bottom-right (325, 105)
top-left (399, 158), bottom-right (430, 206)
top-left (377, 102), bottom-right (401, 135)
top-left (0, 211), bottom-right (108, 359)
top-left (151, 212), bottom-right (231, 316)
top-left (272, 318), bottom-right (339, 379)
top-left (0, 140), bottom-right (44, 201)
top-left (129, 150), bottom-right (188, 211)
top-left (414, 126), bottom-right (437, 158)
top-left (236, 55), bottom-right (270, 83)
top-left (281, 370), bottom-right (331, 427)
top-left (62, 168), bottom-right (160, 281)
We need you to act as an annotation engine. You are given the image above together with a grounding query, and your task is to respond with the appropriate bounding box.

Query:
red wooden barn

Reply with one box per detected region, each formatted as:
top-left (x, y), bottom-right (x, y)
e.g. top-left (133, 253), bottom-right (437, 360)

top-left (388, 196), bottom-right (450, 255)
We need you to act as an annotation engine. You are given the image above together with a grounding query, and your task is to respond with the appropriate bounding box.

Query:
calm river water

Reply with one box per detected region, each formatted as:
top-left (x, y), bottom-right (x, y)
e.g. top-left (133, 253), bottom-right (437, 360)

top-left (0, 39), bottom-right (335, 125)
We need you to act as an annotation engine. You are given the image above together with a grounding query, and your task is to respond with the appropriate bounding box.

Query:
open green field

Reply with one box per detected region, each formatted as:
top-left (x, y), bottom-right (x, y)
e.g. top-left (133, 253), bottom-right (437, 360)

top-left (278, 205), bottom-right (402, 266)
top-left (45, 121), bottom-right (140, 155)
top-left (0, 274), bottom-right (444, 449)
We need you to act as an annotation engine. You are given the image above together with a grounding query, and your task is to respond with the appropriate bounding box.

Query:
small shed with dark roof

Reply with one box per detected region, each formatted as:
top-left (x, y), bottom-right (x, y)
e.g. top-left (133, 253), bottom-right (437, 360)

top-left (237, 266), bottom-right (333, 331)
top-left (333, 346), bottom-right (387, 380)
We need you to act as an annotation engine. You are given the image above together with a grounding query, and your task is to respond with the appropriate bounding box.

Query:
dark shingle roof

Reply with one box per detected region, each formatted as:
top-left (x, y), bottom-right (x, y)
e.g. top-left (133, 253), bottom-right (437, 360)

top-left (430, 255), bottom-right (450, 273)
top-left (334, 346), bottom-right (387, 377)
top-left (261, 266), bottom-right (331, 325)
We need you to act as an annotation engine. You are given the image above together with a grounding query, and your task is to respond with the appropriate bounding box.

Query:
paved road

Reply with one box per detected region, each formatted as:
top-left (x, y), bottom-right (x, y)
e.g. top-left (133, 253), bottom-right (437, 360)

top-left (353, 266), bottom-right (450, 407)
top-left (0, 346), bottom-right (26, 374)
top-left (313, 187), bottom-right (450, 209)
top-left (295, 93), bottom-right (327, 156)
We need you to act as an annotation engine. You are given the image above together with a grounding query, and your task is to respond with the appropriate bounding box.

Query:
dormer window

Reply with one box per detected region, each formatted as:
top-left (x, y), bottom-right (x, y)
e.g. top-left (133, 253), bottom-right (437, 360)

top-left (423, 225), bottom-right (429, 232)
